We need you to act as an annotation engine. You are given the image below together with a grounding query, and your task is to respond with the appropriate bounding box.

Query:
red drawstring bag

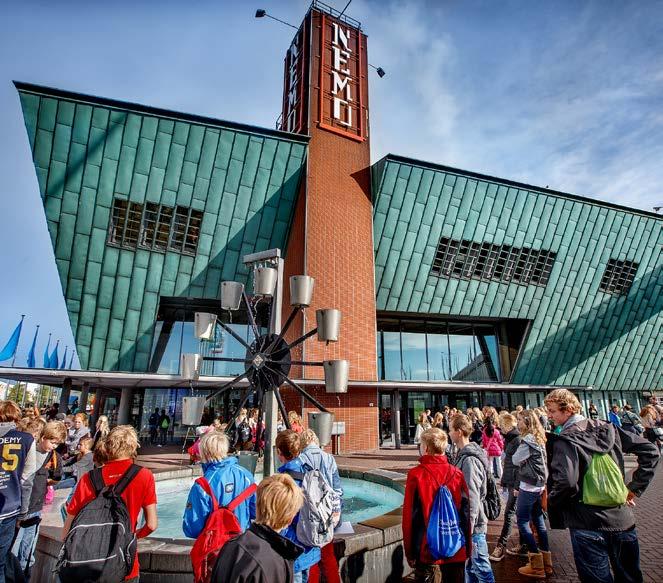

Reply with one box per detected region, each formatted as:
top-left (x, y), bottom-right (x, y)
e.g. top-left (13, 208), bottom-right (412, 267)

top-left (190, 477), bottom-right (256, 583)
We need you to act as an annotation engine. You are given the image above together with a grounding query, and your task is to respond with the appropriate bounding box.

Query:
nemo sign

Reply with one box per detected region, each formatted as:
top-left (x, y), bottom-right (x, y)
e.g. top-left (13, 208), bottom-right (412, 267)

top-left (319, 13), bottom-right (366, 140)
top-left (281, 9), bottom-right (367, 141)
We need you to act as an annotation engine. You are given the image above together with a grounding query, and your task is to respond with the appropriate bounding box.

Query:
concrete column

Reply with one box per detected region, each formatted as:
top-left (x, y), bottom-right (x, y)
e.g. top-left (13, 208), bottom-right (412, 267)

top-left (393, 389), bottom-right (401, 449)
top-left (79, 382), bottom-right (90, 415)
top-left (117, 387), bottom-right (133, 425)
top-left (59, 378), bottom-right (72, 412)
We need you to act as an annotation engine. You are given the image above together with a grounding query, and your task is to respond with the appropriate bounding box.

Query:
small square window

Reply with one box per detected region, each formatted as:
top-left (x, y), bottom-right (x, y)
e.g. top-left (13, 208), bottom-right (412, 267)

top-left (600, 259), bottom-right (638, 295)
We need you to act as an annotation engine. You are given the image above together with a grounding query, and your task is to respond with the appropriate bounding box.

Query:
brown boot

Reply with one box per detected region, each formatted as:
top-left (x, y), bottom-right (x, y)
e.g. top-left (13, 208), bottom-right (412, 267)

top-left (518, 552), bottom-right (546, 579)
top-left (541, 551), bottom-right (552, 575)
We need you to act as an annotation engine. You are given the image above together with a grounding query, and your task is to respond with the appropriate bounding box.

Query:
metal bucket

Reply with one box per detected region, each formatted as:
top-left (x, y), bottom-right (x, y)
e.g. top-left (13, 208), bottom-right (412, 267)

top-left (323, 360), bottom-right (349, 393)
top-left (220, 281), bottom-right (244, 310)
top-left (289, 275), bottom-right (314, 307)
top-left (180, 353), bottom-right (202, 380)
top-left (237, 451), bottom-right (259, 475)
top-left (254, 267), bottom-right (277, 296)
top-left (308, 411), bottom-right (335, 447)
top-left (194, 312), bottom-right (217, 340)
top-left (316, 309), bottom-right (341, 342)
top-left (181, 396), bottom-right (206, 426)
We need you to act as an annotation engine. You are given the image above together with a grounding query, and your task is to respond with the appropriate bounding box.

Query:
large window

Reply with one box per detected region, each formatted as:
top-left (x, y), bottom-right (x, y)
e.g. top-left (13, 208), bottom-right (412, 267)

top-left (109, 198), bottom-right (203, 256)
top-left (377, 319), bottom-right (502, 382)
top-left (149, 297), bottom-right (268, 375)
top-left (431, 237), bottom-right (556, 287)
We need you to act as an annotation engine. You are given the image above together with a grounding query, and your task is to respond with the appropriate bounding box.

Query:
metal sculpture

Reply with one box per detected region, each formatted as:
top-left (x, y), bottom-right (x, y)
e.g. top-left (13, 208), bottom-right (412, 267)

top-left (181, 248), bottom-right (348, 475)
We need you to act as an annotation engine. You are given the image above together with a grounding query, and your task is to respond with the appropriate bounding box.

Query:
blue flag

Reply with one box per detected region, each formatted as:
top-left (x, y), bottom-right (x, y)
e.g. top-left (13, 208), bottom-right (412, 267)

top-left (0, 316), bottom-right (25, 363)
top-left (68, 351), bottom-right (75, 370)
top-left (49, 340), bottom-right (59, 369)
top-left (60, 346), bottom-right (68, 370)
top-left (27, 325), bottom-right (39, 368)
top-left (43, 334), bottom-right (51, 368)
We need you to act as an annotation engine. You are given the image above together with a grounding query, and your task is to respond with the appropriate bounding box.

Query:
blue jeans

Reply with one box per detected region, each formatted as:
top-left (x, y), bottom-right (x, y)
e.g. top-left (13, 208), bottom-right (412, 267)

top-left (489, 457), bottom-right (502, 479)
top-left (0, 516), bottom-right (18, 583)
top-left (465, 533), bottom-right (495, 583)
top-left (11, 511), bottom-right (41, 571)
top-left (54, 476), bottom-right (77, 490)
top-left (516, 489), bottom-right (549, 552)
top-left (293, 569), bottom-right (309, 583)
top-left (570, 528), bottom-right (642, 583)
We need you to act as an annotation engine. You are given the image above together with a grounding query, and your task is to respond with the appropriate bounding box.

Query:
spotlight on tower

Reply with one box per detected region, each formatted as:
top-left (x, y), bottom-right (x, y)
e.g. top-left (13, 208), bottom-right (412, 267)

top-left (369, 63), bottom-right (386, 78)
top-left (253, 8), bottom-right (298, 29)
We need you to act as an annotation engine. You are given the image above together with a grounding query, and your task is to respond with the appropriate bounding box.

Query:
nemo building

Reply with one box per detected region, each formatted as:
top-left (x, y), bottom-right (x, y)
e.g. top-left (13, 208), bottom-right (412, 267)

top-left (7, 2), bottom-right (662, 451)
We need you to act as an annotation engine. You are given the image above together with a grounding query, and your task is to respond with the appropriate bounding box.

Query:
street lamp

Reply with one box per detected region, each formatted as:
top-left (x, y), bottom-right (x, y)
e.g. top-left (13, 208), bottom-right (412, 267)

top-left (181, 248), bottom-right (348, 476)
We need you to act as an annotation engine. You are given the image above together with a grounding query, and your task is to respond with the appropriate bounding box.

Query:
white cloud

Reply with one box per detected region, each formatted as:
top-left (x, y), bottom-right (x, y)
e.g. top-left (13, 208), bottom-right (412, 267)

top-left (357, 0), bottom-right (663, 211)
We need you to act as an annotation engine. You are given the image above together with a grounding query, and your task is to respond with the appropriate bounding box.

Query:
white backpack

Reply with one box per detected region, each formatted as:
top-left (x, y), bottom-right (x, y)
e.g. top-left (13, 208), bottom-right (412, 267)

top-left (287, 467), bottom-right (336, 547)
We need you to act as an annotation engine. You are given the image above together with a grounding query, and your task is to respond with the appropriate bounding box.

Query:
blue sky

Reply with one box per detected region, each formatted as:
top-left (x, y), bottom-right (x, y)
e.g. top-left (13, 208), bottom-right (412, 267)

top-left (1, 0), bottom-right (662, 367)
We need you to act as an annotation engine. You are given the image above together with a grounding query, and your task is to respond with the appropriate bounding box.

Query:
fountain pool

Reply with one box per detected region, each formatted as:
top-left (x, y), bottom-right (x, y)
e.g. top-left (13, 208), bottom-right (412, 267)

top-left (153, 475), bottom-right (404, 539)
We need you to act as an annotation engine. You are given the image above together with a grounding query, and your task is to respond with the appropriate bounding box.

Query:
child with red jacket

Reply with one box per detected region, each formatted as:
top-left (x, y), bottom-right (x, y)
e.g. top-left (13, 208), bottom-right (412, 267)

top-left (403, 428), bottom-right (470, 583)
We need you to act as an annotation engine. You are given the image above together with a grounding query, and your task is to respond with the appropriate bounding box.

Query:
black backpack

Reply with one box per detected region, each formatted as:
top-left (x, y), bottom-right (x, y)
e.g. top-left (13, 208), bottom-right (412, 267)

top-left (56, 464), bottom-right (141, 583)
top-left (237, 421), bottom-right (252, 443)
top-left (458, 451), bottom-right (502, 521)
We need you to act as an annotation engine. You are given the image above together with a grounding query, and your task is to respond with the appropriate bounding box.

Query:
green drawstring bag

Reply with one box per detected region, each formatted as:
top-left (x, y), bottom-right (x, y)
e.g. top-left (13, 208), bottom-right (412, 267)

top-left (582, 453), bottom-right (629, 507)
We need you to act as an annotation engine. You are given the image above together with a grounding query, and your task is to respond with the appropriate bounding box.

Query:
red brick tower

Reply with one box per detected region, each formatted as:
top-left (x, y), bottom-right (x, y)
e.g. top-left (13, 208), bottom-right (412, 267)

top-left (280, 5), bottom-right (378, 450)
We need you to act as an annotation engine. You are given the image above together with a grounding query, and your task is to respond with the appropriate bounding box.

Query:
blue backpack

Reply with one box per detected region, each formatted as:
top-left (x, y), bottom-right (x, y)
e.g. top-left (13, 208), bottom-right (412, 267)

top-left (424, 468), bottom-right (465, 560)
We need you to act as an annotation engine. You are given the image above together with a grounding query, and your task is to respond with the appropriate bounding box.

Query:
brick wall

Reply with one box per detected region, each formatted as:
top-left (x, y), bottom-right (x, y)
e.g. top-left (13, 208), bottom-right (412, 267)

top-left (280, 385), bottom-right (379, 453)
top-left (301, 11), bottom-right (377, 383)
top-left (278, 8), bottom-right (379, 450)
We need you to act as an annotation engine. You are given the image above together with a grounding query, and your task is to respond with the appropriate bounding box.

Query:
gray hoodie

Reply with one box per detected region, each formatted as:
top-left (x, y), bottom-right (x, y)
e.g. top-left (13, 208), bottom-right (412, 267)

top-left (454, 441), bottom-right (489, 534)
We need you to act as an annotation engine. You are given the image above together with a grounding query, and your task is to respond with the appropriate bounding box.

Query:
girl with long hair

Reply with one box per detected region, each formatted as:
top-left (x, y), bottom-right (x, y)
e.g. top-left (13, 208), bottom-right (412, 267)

top-left (92, 415), bottom-right (110, 451)
top-left (413, 412), bottom-right (432, 456)
top-left (512, 410), bottom-right (551, 578)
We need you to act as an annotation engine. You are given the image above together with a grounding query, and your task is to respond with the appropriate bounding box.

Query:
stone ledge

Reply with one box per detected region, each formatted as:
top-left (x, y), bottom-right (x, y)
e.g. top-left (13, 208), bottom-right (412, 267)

top-left (33, 463), bottom-right (409, 582)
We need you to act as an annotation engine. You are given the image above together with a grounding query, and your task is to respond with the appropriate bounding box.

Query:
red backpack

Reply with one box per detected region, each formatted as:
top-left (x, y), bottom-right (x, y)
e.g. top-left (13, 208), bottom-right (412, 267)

top-left (189, 476), bottom-right (257, 583)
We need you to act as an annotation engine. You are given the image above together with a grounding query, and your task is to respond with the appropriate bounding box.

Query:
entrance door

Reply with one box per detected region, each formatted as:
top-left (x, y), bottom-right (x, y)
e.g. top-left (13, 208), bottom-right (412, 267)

top-left (378, 392), bottom-right (393, 447)
top-left (447, 392), bottom-right (479, 412)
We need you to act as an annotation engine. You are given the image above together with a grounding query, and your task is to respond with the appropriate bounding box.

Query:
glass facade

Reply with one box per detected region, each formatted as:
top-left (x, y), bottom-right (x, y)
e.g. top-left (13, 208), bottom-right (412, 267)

top-left (151, 320), bottom-right (257, 377)
top-left (377, 319), bottom-right (501, 382)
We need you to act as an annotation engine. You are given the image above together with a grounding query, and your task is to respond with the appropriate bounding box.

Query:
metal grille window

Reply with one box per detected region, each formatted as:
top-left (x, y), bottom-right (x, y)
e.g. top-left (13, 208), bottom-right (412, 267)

top-left (108, 197), bottom-right (203, 256)
top-left (432, 237), bottom-right (556, 287)
top-left (599, 259), bottom-right (638, 295)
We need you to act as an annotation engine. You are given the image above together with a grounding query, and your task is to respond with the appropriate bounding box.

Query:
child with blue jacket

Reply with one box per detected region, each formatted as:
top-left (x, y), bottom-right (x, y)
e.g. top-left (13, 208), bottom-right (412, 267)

top-left (183, 431), bottom-right (256, 538)
top-left (276, 430), bottom-right (321, 583)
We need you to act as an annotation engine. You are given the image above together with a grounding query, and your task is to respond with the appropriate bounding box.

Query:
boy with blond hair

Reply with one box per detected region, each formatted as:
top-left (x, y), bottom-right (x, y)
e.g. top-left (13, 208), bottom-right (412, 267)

top-left (211, 473), bottom-right (304, 583)
top-left (63, 425), bottom-right (158, 581)
top-left (545, 388), bottom-right (659, 583)
top-left (298, 429), bottom-right (342, 583)
top-left (13, 420), bottom-right (66, 573)
top-left (403, 427), bottom-right (469, 582)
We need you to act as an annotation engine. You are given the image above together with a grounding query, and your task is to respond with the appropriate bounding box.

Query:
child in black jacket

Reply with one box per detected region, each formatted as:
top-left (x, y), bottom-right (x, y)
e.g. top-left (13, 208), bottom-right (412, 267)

top-left (212, 473), bottom-right (303, 583)
top-left (490, 413), bottom-right (526, 561)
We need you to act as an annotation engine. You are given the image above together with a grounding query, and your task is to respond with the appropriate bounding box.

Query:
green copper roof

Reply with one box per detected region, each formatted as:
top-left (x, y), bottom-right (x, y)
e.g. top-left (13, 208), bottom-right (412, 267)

top-left (373, 155), bottom-right (663, 391)
top-left (16, 82), bottom-right (308, 372)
